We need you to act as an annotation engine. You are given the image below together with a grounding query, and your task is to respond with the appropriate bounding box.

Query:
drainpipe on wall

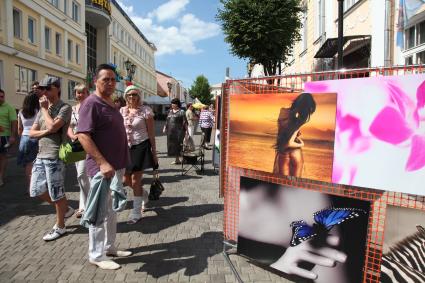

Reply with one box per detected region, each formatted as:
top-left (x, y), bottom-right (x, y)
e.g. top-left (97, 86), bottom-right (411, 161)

top-left (384, 0), bottom-right (392, 67)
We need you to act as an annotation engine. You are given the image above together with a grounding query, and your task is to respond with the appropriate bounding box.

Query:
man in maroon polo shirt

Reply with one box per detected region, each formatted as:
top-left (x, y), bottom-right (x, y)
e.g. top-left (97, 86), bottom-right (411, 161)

top-left (77, 64), bottom-right (132, 270)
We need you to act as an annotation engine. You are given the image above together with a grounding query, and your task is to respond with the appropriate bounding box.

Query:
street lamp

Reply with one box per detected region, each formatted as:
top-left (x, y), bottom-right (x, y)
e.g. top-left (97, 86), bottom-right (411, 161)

top-left (124, 59), bottom-right (137, 82)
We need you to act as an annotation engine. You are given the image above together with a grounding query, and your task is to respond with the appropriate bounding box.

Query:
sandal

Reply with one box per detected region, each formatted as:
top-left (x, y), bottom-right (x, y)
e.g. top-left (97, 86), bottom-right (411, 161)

top-left (75, 209), bottom-right (84, 219)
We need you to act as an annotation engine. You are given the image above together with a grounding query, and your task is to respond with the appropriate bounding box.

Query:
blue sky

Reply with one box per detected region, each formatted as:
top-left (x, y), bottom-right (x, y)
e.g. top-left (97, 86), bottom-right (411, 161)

top-left (116, 0), bottom-right (247, 88)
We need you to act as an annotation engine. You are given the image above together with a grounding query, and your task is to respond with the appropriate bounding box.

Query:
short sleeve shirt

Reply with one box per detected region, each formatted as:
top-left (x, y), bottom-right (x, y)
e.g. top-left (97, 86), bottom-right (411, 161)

top-left (70, 105), bottom-right (79, 134)
top-left (77, 94), bottom-right (129, 177)
top-left (35, 100), bottom-right (72, 159)
top-left (0, 102), bottom-right (17, 137)
top-left (199, 110), bottom-right (215, 129)
top-left (120, 105), bottom-right (154, 147)
top-left (186, 109), bottom-right (195, 127)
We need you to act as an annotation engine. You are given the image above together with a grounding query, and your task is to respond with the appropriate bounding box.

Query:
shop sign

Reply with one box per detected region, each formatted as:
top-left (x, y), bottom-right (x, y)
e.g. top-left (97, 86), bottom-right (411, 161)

top-left (90, 0), bottom-right (111, 15)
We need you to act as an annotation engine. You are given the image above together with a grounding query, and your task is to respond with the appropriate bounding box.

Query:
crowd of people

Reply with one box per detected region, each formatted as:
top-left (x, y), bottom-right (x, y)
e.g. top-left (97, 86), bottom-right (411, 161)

top-left (0, 63), bottom-right (215, 270)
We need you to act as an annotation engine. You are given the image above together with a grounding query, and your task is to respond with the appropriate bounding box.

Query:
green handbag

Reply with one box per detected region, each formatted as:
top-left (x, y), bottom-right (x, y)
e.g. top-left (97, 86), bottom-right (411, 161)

top-left (59, 140), bottom-right (86, 164)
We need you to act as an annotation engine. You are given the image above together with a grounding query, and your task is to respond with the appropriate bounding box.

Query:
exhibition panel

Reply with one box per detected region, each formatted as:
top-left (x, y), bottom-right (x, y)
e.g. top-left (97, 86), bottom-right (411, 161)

top-left (220, 65), bottom-right (425, 283)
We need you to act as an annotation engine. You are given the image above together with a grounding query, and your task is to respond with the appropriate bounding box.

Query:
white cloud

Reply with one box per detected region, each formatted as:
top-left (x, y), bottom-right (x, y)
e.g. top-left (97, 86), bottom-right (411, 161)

top-left (116, 0), bottom-right (220, 56)
top-left (148, 0), bottom-right (189, 22)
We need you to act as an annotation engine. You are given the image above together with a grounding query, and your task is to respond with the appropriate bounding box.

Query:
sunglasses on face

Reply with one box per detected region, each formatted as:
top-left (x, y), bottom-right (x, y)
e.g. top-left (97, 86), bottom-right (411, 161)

top-left (127, 93), bottom-right (139, 97)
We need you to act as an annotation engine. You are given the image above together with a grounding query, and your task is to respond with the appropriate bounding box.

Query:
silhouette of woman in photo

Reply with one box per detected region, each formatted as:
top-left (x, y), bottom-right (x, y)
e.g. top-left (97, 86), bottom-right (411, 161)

top-left (273, 93), bottom-right (316, 177)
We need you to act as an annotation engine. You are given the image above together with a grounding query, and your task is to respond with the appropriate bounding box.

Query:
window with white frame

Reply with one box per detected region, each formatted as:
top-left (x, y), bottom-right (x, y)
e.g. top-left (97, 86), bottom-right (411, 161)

top-left (76, 44), bottom-right (80, 64)
top-left (417, 50), bottom-right (425, 64)
top-left (50, 0), bottom-right (59, 8)
top-left (72, 1), bottom-right (80, 22)
top-left (55, 32), bottom-right (62, 56)
top-left (15, 65), bottom-right (37, 93)
top-left (67, 39), bottom-right (73, 61)
top-left (403, 19), bottom-right (425, 65)
top-left (417, 21), bottom-right (425, 46)
top-left (28, 17), bottom-right (36, 44)
top-left (406, 26), bottom-right (415, 49)
top-left (301, 11), bottom-right (308, 52)
top-left (315, 0), bottom-right (325, 40)
top-left (344, 0), bottom-right (360, 12)
top-left (45, 27), bottom-right (51, 51)
top-left (112, 21), bottom-right (117, 37)
top-left (64, 0), bottom-right (68, 15)
top-left (68, 80), bottom-right (78, 100)
top-left (13, 9), bottom-right (22, 39)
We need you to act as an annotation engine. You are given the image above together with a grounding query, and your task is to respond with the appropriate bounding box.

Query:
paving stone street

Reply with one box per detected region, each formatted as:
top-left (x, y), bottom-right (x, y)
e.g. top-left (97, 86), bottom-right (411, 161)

top-left (0, 121), bottom-right (291, 283)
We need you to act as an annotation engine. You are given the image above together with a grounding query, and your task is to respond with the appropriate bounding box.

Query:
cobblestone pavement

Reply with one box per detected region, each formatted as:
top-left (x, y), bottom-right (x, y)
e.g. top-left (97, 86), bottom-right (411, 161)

top-left (0, 121), bottom-right (292, 283)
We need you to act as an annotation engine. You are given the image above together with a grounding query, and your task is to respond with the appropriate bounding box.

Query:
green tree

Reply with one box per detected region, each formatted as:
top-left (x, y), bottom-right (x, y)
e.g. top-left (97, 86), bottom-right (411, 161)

top-left (189, 75), bottom-right (212, 105)
top-left (217, 0), bottom-right (303, 77)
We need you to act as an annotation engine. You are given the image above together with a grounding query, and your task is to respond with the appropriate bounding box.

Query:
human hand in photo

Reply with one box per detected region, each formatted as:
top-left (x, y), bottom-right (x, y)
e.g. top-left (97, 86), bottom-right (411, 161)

top-left (100, 161), bottom-right (115, 179)
top-left (152, 151), bottom-right (159, 166)
top-left (270, 235), bottom-right (347, 280)
top-left (0, 125), bottom-right (4, 132)
top-left (39, 96), bottom-right (49, 110)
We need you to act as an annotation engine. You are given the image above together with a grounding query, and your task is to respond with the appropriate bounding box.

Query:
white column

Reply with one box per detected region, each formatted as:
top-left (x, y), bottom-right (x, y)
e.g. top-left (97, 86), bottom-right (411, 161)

top-left (371, 0), bottom-right (386, 67)
top-left (64, 30), bottom-right (69, 66)
top-left (39, 16), bottom-right (46, 59)
top-left (5, 0), bottom-right (14, 47)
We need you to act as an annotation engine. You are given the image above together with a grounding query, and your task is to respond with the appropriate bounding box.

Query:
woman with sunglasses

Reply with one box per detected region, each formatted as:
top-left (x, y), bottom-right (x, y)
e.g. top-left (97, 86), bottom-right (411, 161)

top-left (120, 85), bottom-right (158, 224)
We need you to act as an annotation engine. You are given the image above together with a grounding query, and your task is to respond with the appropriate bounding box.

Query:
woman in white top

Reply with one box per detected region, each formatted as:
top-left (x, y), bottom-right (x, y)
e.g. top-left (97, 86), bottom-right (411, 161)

top-left (17, 91), bottom-right (39, 189)
top-left (67, 84), bottom-right (90, 218)
top-left (120, 85), bottom-right (158, 224)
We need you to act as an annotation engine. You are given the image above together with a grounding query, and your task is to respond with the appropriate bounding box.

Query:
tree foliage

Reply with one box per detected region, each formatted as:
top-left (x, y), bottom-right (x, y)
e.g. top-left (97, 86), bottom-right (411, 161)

top-left (189, 75), bottom-right (212, 105)
top-left (217, 0), bottom-right (303, 76)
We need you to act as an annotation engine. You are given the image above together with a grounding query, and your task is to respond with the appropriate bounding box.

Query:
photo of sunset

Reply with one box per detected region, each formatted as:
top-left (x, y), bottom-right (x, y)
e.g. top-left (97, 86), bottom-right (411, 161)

top-left (229, 92), bottom-right (337, 182)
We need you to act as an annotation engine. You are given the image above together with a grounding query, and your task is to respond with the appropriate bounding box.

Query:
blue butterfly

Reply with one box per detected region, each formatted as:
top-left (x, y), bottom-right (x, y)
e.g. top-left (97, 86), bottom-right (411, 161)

top-left (290, 207), bottom-right (366, 246)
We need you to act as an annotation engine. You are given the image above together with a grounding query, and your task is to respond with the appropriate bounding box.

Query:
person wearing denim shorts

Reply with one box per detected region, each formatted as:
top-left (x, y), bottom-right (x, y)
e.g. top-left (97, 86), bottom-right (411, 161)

top-left (29, 76), bottom-right (74, 241)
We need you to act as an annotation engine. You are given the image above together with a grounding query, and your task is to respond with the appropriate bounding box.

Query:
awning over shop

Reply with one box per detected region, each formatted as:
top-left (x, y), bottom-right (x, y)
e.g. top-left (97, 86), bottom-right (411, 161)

top-left (144, 95), bottom-right (170, 105)
top-left (314, 35), bottom-right (371, 58)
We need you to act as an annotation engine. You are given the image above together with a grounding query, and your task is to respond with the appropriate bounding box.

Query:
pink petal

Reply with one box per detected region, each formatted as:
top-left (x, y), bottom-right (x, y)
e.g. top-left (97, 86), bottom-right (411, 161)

top-left (332, 165), bottom-right (343, 183)
top-left (369, 107), bottom-right (413, 144)
top-left (416, 80), bottom-right (425, 109)
top-left (351, 137), bottom-right (371, 154)
top-left (349, 167), bottom-right (357, 185)
top-left (387, 82), bottom-right (409, 117)
top-left (338, 113), bottom-right (363, 146)
top-left (406, 135), bottom-right (425, 171)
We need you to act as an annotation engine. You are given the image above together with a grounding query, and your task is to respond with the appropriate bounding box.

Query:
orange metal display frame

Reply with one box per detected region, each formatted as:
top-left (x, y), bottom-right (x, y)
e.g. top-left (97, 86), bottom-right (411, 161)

top-left (220, 65), bottom-right (425, 283)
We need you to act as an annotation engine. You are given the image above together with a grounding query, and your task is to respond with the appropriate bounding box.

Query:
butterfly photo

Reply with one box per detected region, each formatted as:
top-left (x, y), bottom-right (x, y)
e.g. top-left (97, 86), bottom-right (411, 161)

top-left (238, 177), bottom-right (371, 283)
top-left (290, 207), bottom-right (367, 246)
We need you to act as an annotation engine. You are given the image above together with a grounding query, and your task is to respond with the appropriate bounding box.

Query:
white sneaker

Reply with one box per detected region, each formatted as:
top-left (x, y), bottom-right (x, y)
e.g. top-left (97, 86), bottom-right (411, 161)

top-left (64, 206), bottom-right (75, 219)
top-left (89, 260), bottom-right (121, 270)
top-left (43, 225), bottom-right (66, 241)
